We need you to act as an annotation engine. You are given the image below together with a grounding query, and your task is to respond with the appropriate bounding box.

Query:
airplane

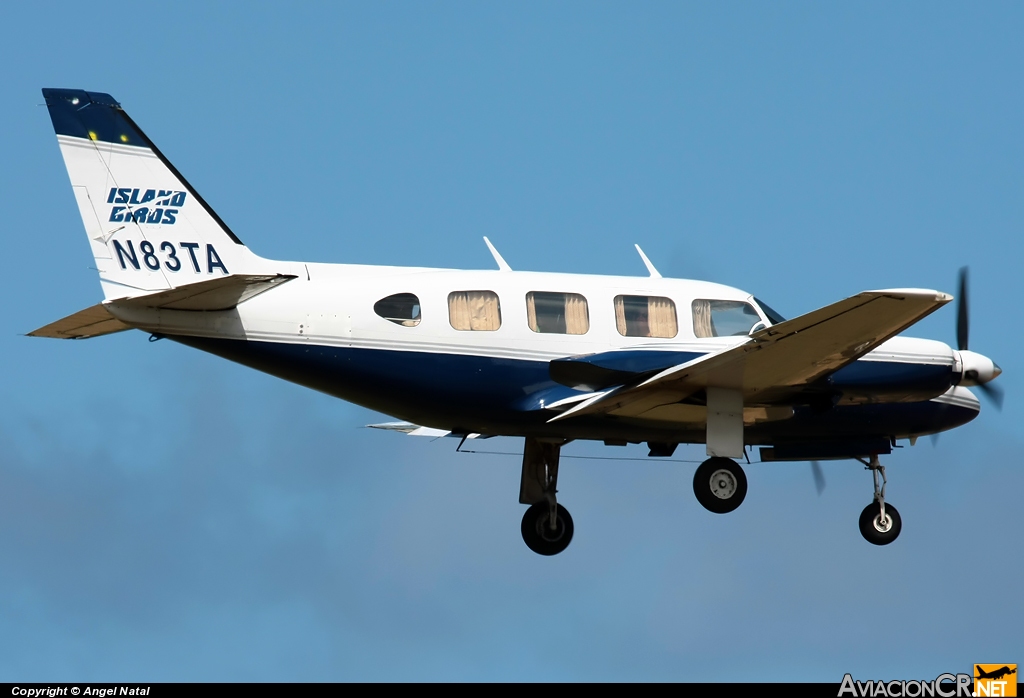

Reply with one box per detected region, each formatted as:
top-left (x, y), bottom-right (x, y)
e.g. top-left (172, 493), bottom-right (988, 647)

top-left (975, 667), bottom-right (1017, 681)
top-left (30, 88), bottom-right (1004, 556)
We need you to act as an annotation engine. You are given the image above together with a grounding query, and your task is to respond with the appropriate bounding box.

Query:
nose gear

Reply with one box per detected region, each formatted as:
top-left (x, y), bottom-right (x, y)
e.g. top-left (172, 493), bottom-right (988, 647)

top-left (857, 455), bottom-right (902, 545)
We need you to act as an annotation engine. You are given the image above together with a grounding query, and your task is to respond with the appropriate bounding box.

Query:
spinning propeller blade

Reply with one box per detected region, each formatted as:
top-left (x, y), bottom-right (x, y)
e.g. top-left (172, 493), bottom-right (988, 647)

top-left (978, 381), bottom-right (1005, 409)
top-left (811, 460), bottom-right (825, 496)
top-left (955, 266), bottom-right (1004, 411)
top-left (957, 267), bottom-right (969, 351)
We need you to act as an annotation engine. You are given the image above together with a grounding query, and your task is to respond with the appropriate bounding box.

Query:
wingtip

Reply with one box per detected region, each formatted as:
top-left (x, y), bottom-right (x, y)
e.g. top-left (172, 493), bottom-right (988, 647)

top-left (867, 288), bottom-right (953, 303)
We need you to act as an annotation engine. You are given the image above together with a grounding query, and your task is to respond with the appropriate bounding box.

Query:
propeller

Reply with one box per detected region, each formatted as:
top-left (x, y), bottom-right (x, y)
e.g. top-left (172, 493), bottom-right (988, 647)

top-left (955, 266), bottom-right (1004, 410)
top-left (977, 378), bottom-right (1005, 409)
top-left (811, 460), bottom-right (825, 496)
top-left (957, 267), bottom-right (969, 352)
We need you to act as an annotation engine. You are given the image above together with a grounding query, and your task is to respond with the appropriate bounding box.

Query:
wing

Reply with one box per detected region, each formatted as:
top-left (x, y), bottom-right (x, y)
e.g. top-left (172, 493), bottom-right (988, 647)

top-left (366, 422), bottom-right (491, 439)
top-left (550, 288), bottom-right (952, 422)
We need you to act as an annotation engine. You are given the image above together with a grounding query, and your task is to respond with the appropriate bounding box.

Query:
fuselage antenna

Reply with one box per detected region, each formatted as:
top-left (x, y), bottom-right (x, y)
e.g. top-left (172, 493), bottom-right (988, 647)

top-left (483, 237), bottom-right (512, 272)
top-left (634, 244), bottom-right (662, 278)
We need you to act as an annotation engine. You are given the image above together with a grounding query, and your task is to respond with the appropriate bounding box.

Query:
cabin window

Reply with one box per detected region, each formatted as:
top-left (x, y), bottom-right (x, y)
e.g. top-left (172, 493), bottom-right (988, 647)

top-left (448, 290), bottom-right (502, 331)
top-left (692, 299), bottom-right (761, 337)
top-left (614, 295), bottom-right (678, 338)
top-left (526, 292), bottom-right (589, 335)
top-left (373, 293), bottom-right (421, 327)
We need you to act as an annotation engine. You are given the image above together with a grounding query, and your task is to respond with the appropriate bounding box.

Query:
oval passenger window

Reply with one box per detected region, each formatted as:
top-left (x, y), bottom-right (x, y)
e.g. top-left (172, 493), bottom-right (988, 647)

top-left (374, 293), bottom-right (421, 327)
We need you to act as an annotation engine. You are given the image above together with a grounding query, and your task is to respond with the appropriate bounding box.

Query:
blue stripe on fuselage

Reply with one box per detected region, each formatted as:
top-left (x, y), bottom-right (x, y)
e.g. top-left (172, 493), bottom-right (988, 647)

top-left (550, 348), bottom-right (704, 390)
top-left (166, 335), bottom-right (972, 441)
top-left (169, 335), bottom-right (558, 432)
top-left (556, 349), bottom-right (704, 375)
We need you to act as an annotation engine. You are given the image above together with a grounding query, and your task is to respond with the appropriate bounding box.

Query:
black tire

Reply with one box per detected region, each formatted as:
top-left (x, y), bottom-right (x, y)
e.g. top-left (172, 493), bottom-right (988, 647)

top-left (521, 502), bottom-right (574, 556)
top-left (693, 457), bottom-right (748, 514)
top-left (859, 501), bottom-right (902, 545)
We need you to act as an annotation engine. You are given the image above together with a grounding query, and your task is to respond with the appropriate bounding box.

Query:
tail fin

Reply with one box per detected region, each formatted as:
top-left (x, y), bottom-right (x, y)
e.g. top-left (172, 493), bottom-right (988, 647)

top-left (43, 88), bottom-right (261, 300)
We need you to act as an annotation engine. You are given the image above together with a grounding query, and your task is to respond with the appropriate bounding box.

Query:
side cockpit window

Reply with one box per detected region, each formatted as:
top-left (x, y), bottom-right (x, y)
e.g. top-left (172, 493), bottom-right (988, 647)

top-left (692, 299), bottom-right (761, 337)
top-left (374, 293), bottom-right (421, 327)
top-left (614, 295), bottom-right (678, 338)
top-left (526, 292), bottom-right (589, 334)
top-left (753, 297), bottom-right (786, 325)
top-left (448, 291), bottom-right (502, 331)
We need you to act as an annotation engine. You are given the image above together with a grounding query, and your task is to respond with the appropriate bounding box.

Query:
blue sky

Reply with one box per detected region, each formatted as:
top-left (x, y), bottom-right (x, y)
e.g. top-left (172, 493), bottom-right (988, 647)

top-left (1, 1), bottom-right (1021, 681)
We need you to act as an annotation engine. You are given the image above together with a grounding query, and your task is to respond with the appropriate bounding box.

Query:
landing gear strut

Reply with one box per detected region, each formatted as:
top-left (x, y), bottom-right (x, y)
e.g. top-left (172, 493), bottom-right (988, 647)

top-left (693, 457), bottom-right (748, 514)
top-left (858, 455), bottom-right (902, 545)
top-left (519, 438), bottom-right (573, 556)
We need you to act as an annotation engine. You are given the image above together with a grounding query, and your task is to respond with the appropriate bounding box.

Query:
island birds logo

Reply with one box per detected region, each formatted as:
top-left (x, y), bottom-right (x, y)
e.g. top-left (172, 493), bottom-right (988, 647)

top-left (106, 187), bottom-right (187, 225)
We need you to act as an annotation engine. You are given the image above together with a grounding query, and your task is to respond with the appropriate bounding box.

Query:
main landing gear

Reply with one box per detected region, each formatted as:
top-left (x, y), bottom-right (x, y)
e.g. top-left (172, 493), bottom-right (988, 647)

top-left (693, 456), bottom-right (748, 513)
top-left (521, 502), bottom-right (574, 556)
top-left (858, 455), bottom-right (902, 545)
top-left (515, 441), bottom-right (901, 551)
top-left (519, 438), bottom-right (573, 556)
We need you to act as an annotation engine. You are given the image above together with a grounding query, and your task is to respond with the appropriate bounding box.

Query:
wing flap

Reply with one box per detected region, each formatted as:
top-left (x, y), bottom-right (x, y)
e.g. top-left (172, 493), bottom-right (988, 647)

top-left (550, 288), bottom-right (952, 422)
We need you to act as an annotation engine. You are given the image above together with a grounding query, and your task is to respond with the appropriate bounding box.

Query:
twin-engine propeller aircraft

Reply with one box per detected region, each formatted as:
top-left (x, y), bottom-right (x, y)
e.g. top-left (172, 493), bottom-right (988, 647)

top-left (32, 88), bottom-right (1004, 555)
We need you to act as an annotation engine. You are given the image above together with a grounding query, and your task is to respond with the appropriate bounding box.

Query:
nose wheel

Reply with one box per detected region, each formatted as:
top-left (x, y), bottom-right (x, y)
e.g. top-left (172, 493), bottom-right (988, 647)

top-left (858, 455), bottom-right (902, 545)
top-left (693, 457), bottom-right (748, 513)
top-left (859, 501), bottom-right (902, 545)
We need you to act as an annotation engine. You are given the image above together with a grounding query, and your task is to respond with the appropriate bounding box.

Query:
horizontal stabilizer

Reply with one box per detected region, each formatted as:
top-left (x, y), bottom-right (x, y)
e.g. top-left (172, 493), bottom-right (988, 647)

top-left (28, 303), bottom-right (131, 339)
top-left (109, 273), bottom-right (296, 311)
top-left (110, 272), bottom-right (299, 309)
top-left (30, 273), bottom-right (296, 339)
